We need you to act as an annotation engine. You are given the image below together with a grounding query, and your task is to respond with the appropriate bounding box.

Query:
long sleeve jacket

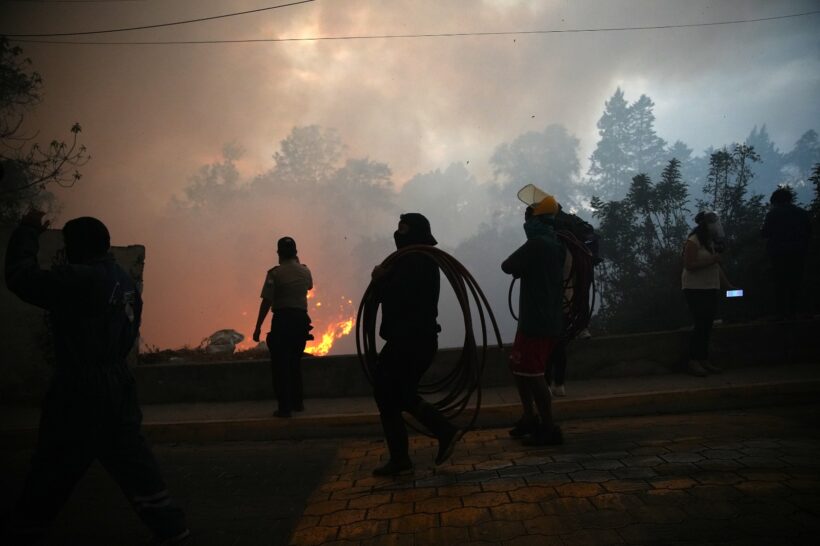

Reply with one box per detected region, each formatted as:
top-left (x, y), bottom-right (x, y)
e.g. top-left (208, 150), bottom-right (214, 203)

top-left (5, 224), bottom-right (142, 388)
top-left (502, 233), bottom-right (565, 338)
top-left (376, 252), bottom-right (440, 343)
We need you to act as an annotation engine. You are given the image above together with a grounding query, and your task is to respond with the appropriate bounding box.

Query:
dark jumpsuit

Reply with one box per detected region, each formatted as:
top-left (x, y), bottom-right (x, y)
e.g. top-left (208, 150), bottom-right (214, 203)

top-left (3, 224), bottom-right (186, 542)
top-left (373, 249), bottom-right (456, 462)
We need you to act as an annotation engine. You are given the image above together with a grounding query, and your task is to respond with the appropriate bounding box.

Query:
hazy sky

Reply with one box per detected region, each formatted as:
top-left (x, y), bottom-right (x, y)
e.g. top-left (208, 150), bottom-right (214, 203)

top-left (3, 0), bottom-right (819, 349)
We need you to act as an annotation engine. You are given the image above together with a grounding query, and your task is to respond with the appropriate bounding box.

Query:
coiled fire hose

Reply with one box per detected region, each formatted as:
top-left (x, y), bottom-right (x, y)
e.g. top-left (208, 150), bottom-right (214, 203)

top-left (356, 245), bottom-right (503, 436)
top-left (508, 230), bottom-right (597, 340)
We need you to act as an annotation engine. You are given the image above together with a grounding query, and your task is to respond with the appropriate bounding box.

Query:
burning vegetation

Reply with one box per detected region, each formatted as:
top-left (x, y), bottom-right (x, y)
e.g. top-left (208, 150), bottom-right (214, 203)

top-left (140, 287), bottom-right (356, 363)
top-left (304, 290), bottom-right (356, 356)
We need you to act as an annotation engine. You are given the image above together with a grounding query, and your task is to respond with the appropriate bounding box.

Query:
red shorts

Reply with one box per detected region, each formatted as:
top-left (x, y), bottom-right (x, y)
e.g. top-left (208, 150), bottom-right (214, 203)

top-left (509, 332), bottom-right (560, 377)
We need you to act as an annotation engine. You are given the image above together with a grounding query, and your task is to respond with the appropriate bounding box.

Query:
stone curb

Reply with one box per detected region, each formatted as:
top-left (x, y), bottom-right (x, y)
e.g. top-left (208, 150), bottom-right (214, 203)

top-left (2, 379), bottom-right (818, 447)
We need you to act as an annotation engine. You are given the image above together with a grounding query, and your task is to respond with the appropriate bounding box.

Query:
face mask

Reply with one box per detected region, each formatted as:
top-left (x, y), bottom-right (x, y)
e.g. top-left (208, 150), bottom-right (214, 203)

top-left (394, 230), bottom-right (411, 249)
top-left (523, 217), bottom-right (548, 239)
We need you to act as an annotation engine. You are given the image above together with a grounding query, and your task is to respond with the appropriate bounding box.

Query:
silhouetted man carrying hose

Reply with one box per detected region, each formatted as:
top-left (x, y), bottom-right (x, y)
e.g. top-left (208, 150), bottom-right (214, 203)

top-left (370, 213), bottom-right (463, 476)
top-left (2, 210), bottom-right (188, 545)
top-left (253, 236), bottom-right (313, 418)
top-left (502, 196), bottom-right (565, 446)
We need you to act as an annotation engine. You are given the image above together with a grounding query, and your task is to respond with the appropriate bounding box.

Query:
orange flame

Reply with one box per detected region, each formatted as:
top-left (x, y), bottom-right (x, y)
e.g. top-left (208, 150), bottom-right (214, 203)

top-left (304, 317), bottom-right (355, 356)
top-left (233, 287), bottom-right (355, 356)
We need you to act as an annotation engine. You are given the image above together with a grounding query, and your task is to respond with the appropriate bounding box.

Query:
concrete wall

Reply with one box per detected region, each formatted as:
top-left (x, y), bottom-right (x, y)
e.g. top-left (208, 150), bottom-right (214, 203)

top-left (0, 227), bottom-right (145, 403)
top-left (130, 317), bottom-right (820, 405)
top-left (2, 224), bottom-right (817, 406)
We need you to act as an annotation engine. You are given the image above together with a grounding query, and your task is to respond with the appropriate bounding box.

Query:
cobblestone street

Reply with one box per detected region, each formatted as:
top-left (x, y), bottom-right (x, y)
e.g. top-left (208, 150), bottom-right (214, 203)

top-left (3, 404), bottom-right (819, 545)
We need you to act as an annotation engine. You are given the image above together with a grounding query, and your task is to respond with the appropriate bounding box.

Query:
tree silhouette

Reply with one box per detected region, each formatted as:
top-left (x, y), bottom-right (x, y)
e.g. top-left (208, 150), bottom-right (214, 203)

top-left (178, 143), bottom-right (244, 209)
top-left (783, 130), bottom-right (820, 202)
top-left (591, 161), bottom-right (690, 333)
top-left (399, 162), bottom-right (490, 248)
top-left (492, 124), bottom-right (581, 204)
top-left (810, 163), bottom-right (820, 221)
top-left (745, 125), bottom-right (784, 196)
top-left (0, 38), bottom-right (89, 225)
top-left (628, 94), bottom-right (667, 177)
top-left (265, 125), bottom-right (344, 194)
top-left (588, 88), bottom-right (632, 200)
top-left (588, 89), bottom-right (668, 201)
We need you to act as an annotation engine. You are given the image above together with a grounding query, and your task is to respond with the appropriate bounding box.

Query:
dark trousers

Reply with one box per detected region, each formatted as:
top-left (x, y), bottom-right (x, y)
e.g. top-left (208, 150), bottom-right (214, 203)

top-left (684, 289), bottom-right (718, 360)
top-left (772, 254), bottom-right (806, 318)
top-left (548, 339), bottom-right (568, 386)
top-left (373, 337), bottom-right (455, 462)
top-left (267, 309), bottom-right (310, 413)
top-left (7, 378), bottom-right (186, 543)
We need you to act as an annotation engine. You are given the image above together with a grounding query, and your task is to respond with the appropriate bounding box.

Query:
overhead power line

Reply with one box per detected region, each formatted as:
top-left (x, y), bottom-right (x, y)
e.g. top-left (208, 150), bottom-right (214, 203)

top-left (3, 0), bottom-right (316, 38)
top-left (6, 8), bottom-right (820, 46)
top-left (2, 1), bottom-right (147, 3)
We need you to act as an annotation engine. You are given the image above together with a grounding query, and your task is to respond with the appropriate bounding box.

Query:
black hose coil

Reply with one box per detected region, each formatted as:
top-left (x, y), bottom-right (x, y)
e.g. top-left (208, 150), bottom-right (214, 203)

top-left (508, 230), bottom-right (596, 340)
top-left (356, 245), bottom-right (503, 435)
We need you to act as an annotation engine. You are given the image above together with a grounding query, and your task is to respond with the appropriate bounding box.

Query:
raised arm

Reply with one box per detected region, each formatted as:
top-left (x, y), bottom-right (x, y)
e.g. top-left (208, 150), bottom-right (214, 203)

top-left (4, 211), bottom-right (67, 310)
top-left (501, 241), bottom-right (532, 278)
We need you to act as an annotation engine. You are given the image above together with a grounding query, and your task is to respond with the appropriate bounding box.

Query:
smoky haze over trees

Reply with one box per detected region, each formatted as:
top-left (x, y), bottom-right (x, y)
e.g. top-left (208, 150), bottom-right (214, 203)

top-left (159, 85), bottom-right (819, 352)
top-left (2, 37), bottom-right (817, 350)
top-left (3, 1), bottom-right (819, 352)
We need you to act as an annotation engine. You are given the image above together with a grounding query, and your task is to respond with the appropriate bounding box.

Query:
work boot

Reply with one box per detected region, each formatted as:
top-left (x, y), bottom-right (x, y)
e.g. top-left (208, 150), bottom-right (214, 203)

top-left (435, 428), bottom-right (465, 465)
top-left (372, 459), bottom-right (414, 476)
top-left (508, 415), bottom-right (539, 438)
top-left (522, 424), bottom-right (563, 447)
top-left (410, 401), bottom-right (463, 465)
top-left (701, 361), bottom-right (723, 374)
top-left (552, 384), bottom-right (566, 397)
top-left (687, 360), bottom-right (708, 377)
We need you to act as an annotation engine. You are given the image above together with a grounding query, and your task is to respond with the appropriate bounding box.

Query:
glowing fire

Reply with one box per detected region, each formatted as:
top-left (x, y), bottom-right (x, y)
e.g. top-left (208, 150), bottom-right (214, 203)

top-left (232, 288), bottom-right (355, 356)
top-left (304, 290), bottom-right (356, 356)
top-left (304, 317), bottom-right (355, 356)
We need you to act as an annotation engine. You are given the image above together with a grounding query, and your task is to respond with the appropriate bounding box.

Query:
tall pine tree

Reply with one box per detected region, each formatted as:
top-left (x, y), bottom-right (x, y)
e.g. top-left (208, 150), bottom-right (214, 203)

top-left (628, 94), bottom-right (667, 179)
top-left (588, 89), bottom-right (667, 201)
top-left (588, 88), bottom-right (632, 200)
top-left (745, 124), bottom-right (784, 197)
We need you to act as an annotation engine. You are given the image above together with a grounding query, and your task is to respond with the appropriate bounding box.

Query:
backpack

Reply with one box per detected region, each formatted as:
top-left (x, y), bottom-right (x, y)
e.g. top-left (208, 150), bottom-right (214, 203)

top-left (554, 211), bottom-right (598, 339)
top-left (555, 210), bottom-right (602, 265)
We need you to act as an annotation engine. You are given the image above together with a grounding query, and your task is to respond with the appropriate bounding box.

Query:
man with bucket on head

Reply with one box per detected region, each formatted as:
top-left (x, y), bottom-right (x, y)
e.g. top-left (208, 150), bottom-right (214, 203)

top-left (502, 195), bottom-right (565, 446)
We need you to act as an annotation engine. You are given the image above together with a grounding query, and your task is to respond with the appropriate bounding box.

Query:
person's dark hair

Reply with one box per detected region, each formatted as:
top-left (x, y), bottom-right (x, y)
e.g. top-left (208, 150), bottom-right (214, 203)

top-left (688, 211), bottom-right (715, 252)
top-left (277, 236), bottom-right (297, 259)
top-left (397, 213), bottom-right (437, 246)
top-left (770, 186), bottom-right (795, 205)
top-left (62, 216), bottom-right (110, 263)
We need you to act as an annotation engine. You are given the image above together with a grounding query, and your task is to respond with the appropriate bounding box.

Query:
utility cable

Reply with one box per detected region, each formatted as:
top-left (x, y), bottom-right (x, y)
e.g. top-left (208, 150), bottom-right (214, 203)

top-left (7, 8), bottom-right (819, 46)
top-left (4, 0), bottom-right (316, 38)
top-left (356, 245), bottom-right (503, 437)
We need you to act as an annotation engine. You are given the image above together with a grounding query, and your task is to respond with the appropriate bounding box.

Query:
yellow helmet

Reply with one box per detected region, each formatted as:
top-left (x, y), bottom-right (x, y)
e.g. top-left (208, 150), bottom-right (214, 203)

top-left (532, 194), bottom-right (559, 216)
